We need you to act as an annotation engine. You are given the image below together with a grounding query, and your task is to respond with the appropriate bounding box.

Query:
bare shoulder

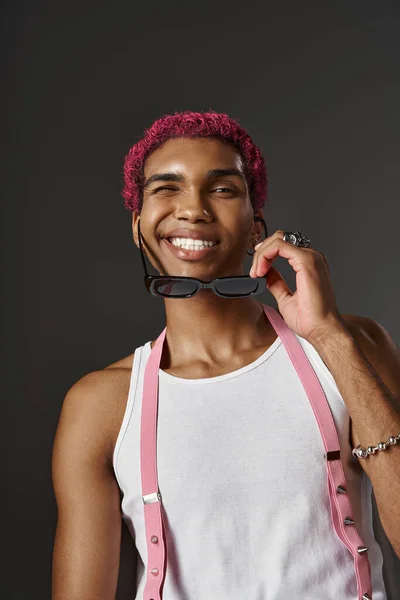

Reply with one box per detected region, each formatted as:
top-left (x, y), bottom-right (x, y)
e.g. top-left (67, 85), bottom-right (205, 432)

top-left (52, 351), bottom-right (143, 599)
top-left (341, 313), bottom-right (399, 353)
top-left (340, 313), bottom-right (374, 340)
top-left (340, 313), bottom-right (400, 398)
top-left (57, 351), bottom-right (136, 469)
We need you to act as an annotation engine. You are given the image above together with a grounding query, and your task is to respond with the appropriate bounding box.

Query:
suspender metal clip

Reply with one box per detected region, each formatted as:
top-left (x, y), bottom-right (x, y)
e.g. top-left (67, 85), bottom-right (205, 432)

top-left (142, 491), bottom-right (162, 504)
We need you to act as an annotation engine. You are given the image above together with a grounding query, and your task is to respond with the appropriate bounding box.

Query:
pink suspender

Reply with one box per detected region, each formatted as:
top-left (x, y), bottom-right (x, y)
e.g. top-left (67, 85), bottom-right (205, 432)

top-left (140, 328), bottom-right (167, 600)
top-left (140, 304), bottom-right (373, 600)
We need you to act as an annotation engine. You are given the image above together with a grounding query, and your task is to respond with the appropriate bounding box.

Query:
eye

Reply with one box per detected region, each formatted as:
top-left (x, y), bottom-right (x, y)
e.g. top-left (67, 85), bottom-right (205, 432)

top-left (152, 185), bottom-right (179, 194)
top-left (211, 187), bottom-right (236, 195)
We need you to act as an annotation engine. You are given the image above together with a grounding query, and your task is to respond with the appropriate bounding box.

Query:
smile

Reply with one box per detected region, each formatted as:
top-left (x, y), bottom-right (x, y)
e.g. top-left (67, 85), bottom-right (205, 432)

top-left (169, 237), bottom-right (218, 250)
top-left (162, 238), bottom-right (219, 261)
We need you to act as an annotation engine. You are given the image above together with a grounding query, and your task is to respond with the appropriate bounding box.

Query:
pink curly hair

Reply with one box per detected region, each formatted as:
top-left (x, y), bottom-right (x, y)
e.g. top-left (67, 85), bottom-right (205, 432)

top-left (121, 110), bottom-right (267, 213)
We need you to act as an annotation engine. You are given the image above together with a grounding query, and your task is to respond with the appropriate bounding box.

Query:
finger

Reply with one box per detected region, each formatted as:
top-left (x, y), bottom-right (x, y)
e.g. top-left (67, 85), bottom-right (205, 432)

top-left (255, 239), bottom-right (308, 276)
top-left (266, 266), bottom-right (293, 304)
top-left (255, 229), bottom-right (286, 249)
top-left (254, 251), bottom-right (272, 278)
top-left (250, 230), bottom-right (287, 277)
top-left (250, 238), bottom-right (302, 277)
top-left (250, 239), bottom-right (272, 277)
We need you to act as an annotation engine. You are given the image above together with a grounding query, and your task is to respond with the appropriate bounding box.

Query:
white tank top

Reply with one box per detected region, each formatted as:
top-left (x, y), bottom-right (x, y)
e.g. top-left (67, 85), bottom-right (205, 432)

top-left (113, 333), bottom-right (388, 599)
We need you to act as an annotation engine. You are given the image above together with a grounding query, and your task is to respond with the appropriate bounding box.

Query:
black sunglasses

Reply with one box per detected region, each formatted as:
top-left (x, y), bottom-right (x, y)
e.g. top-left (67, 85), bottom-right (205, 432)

top-left (137, 216), bottom-right (268, 299)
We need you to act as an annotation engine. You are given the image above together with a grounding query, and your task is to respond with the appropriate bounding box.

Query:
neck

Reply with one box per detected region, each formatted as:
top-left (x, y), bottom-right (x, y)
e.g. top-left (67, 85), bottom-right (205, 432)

top-left (161, 294), bottom-right (275, 363)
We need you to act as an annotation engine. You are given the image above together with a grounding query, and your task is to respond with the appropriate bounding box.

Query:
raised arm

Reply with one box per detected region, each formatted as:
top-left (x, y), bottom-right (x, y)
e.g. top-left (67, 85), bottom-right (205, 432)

top-left (51, 371), bottom-right (123, 600)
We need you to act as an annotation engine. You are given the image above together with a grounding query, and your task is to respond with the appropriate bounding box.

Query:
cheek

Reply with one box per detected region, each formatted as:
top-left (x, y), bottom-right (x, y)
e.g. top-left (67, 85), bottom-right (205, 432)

top-left (223, 211), bottom-right (253, 245)
top-left (139, 203), bottom-right (166, 238)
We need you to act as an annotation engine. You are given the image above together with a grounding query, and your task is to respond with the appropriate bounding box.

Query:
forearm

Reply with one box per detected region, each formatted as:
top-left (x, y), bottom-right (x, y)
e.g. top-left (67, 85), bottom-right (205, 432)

top-left (311, 323), bottom-right (400, 558)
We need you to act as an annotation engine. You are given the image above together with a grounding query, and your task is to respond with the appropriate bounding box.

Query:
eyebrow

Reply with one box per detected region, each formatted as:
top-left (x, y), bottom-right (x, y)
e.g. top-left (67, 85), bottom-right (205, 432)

top-left (143, 168), bottom-right (246, 188)
top-left (206, 168), bottom-right (246, 181)
top-left (143, 172), bottom-right (185, 188)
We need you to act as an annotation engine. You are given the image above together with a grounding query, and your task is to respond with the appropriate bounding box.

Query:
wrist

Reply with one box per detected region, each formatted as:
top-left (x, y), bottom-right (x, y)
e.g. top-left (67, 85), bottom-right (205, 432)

top-left (308, 317), bottom-right (354, 353)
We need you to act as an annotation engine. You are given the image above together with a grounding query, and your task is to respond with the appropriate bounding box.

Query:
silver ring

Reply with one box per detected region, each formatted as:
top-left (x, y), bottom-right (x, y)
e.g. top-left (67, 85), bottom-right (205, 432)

top-left (283, 230), bottom-right (314, 249)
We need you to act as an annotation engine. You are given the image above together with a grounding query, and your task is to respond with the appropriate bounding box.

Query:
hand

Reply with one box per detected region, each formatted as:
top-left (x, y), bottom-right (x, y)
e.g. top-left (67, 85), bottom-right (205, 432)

top-left (249, 230), bottom-right (344, 344)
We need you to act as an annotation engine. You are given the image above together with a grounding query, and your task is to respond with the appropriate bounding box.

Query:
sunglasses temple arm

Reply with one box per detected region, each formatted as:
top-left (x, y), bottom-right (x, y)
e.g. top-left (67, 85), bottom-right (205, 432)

top-left (137, 219), bottom-right (150, 277)
top-left (254, 216), bottom-right (268, 239)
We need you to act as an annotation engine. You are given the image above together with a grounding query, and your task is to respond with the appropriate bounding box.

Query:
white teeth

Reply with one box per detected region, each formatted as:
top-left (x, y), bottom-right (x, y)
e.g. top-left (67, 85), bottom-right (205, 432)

top-left (169, 237), bottom-right (217, 250)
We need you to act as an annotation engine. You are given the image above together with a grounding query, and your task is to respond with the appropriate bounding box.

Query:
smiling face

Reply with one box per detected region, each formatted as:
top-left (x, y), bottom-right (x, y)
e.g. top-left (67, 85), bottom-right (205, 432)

top-left (132, 136), bottom-right (263, 281)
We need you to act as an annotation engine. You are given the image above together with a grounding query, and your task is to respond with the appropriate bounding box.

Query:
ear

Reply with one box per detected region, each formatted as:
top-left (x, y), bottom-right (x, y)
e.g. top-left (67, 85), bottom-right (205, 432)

top-left (132, 211), bottom-right (140, 247)
top-left (253, 208), bottom-right (265, 241)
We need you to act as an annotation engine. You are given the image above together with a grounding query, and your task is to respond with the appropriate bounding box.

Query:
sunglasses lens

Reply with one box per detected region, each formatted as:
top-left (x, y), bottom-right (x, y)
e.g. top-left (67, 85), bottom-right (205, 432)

top-left (153, 278), bottom-right (199, 297)
top-left (215, 277), bottom-right (262, 297)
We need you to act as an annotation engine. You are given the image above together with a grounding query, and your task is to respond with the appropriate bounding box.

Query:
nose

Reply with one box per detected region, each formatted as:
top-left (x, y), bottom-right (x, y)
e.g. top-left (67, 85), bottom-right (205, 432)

top-left (173, 191), bottom-right (213, 224)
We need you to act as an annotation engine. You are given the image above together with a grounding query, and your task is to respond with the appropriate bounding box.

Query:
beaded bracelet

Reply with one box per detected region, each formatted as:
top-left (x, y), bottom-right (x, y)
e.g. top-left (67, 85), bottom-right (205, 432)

top-left (352, 430), bottom-right (400, 459)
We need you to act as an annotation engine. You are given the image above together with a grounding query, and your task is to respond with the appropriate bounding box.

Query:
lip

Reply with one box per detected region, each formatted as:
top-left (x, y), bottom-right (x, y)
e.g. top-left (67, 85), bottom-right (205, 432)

top-left (162, 238), bottom-right (219, 261)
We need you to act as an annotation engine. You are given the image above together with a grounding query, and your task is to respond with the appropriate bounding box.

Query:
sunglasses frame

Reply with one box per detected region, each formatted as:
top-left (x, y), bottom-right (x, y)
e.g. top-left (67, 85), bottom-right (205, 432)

top-left (146, 275), bottom-right (266, 299)
top-left (137, 216), bottom-right (269, 299)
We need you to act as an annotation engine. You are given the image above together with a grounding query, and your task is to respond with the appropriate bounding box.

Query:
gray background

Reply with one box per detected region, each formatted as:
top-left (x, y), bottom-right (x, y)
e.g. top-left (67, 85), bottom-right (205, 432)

top-left (1, 0), bottom-right (399, 598)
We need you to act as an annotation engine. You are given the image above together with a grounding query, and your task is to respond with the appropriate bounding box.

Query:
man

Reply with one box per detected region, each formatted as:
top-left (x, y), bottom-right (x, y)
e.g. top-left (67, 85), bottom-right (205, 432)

top-left (52, 111), bottom-right (400, 599)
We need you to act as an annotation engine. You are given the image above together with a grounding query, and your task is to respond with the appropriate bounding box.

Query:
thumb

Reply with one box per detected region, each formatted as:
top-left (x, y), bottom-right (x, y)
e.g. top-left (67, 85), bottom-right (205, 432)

top-left (266, 266), bottom-right (293, 303)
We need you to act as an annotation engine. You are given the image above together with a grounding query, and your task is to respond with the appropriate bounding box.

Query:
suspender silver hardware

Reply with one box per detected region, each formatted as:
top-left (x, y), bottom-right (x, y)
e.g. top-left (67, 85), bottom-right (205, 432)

top-left (142, 491), bottom-right (162, 504)
top-left (324, 450), bottom-right (340, 461)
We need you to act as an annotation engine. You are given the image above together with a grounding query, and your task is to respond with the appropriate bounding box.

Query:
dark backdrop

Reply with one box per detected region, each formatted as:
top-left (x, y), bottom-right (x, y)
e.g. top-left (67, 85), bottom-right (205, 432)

top-left (2, 1), bottom-right (399, 598)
